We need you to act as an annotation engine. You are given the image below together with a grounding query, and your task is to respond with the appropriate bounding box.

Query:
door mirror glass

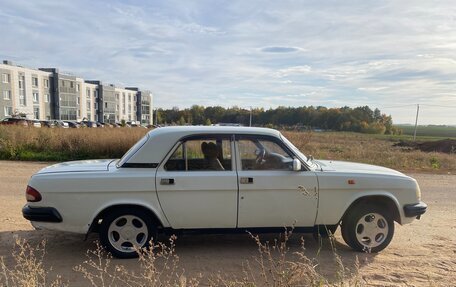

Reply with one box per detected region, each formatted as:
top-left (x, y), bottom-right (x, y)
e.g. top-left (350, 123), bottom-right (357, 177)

top-left (292, 158), bottom-right (301, 171)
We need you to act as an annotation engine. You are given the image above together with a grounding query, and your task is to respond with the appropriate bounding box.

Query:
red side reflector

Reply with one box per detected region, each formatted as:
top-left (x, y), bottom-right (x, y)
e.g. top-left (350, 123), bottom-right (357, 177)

top-left (348, 179), bottom-right (356, 185)
top-left (26, 185), bottom-right (42, 202)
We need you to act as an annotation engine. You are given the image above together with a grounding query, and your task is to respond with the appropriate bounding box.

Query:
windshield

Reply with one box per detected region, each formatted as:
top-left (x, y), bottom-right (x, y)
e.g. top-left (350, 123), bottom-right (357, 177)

top-left (117, 133), bottom-right (149, 167)
top-left (280, 133), bottom-right (316, 169)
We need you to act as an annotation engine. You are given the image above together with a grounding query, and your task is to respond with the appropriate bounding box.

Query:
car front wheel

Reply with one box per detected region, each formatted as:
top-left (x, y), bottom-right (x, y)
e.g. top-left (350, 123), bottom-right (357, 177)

top-left (341, 204), bottom-right (394, 253)
top-left (99, 208), bottom-right (156, 258)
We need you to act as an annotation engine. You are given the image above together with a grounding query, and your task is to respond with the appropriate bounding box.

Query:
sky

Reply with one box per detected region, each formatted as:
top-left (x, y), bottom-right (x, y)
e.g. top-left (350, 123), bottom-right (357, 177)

top-left (1, 0), bottom-right (456, 124)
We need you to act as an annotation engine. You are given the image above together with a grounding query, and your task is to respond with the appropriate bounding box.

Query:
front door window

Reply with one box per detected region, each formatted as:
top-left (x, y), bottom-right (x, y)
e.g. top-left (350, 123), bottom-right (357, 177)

top-left (238, 138), bottom-right (293, 170)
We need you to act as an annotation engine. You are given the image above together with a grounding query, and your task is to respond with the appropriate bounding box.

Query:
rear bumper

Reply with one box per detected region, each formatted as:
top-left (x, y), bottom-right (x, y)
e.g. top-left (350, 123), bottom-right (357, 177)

top-left (404, 201), bottom-right (427, 218)
top-left (22, 206), bottom-right (62, 223)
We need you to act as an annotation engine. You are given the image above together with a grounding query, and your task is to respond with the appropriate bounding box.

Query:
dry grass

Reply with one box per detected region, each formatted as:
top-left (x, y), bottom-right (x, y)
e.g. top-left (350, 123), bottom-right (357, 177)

top-left (1, 231), bottom-right (366, 287)
top-left (0, 125), bottom-right (454, 172)
top-left (0, 238), bottom-right (67, 287)
top-left (74, 235), bottom-right (201, 287)
top-left (0, 126), bottom-right (147, 161)
top-left (283, 131), bottom-right (456, 173)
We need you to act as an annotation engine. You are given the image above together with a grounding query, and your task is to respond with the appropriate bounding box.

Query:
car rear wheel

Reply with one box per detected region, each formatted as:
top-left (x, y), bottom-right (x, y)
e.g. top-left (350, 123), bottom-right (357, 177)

top-left (99, 208), bottom-right (156, 258)
top-left (341, 204), bottom-right (394, 253)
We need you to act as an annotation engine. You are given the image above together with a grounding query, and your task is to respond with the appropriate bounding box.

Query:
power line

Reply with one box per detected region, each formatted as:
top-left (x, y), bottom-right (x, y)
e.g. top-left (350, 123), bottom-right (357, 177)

top-left (380, 104), bottom-right (417, 109)
top-left (419, 104), bottom-right (456, 109)
top-left (381, 103), bottom-right (456, 109)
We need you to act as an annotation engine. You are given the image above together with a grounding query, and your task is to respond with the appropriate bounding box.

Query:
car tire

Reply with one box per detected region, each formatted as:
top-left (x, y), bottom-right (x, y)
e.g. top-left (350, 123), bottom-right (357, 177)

top-left (341, 204), bottom-right (394, 253)
top-left (99, 208), bottom-right (156, 258)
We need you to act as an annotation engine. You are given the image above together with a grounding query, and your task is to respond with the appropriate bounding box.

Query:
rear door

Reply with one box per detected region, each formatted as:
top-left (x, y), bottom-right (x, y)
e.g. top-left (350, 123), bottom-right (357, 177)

top-left (235, 135), bottom-right (319, 228)
top-left (155, 135), bottom-right (238, 228)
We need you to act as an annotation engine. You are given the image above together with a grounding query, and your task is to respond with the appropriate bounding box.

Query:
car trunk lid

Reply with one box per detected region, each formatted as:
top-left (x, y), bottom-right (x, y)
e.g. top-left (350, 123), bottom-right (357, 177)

top-left (36, 159), bottom-right (116, 174)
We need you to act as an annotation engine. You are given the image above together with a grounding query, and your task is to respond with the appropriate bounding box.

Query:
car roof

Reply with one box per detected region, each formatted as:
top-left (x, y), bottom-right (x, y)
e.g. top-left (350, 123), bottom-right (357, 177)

top-left (121, 126), bottom-right (283, 166)
top-left (147, 126), bottom-right (281, 137)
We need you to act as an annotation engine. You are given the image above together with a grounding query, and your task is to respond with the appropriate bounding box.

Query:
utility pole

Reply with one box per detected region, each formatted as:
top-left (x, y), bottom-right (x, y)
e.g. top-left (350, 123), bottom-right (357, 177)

top-left (249, 106), bottom-right (252, 127)
top-left (413, 104), bottom-right (420, 141)
top-left (154, 108), bottom-right (158, 126)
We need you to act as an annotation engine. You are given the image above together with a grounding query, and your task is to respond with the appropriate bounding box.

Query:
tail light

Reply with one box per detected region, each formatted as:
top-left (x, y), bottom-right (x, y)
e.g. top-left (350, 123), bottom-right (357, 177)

top-left (26, 185), bottom-right (42, 202)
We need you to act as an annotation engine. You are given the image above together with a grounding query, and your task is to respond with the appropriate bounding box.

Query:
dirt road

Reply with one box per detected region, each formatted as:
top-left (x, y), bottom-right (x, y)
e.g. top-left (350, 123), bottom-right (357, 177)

top-left (0, 161), bottom-right (455, 286)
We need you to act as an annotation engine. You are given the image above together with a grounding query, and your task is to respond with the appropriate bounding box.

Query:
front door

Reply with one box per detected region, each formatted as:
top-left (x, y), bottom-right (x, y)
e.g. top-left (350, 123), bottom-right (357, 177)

top-left (235, 135), bottom-right (319, 228)
top-left (155, 135), bottom-right (238, 229)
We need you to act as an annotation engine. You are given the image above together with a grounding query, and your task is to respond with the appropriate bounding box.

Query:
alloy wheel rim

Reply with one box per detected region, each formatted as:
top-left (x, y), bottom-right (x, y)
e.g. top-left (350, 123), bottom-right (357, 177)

top-left (355, 212), bottom-right (389, 249)
top-left (107, 215), bottom-right (148, 253)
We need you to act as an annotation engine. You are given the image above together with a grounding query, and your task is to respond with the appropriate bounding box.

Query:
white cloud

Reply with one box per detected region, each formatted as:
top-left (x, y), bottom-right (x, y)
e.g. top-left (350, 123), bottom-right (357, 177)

top-left (1, 0), bottom-right (456, 124)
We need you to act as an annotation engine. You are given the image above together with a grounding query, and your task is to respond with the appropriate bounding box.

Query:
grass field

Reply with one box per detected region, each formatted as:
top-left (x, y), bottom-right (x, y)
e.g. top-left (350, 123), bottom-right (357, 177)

top-left (0, 126), bottom-right (455, 172)
top-left (395, 124), bottom-right (456, 138)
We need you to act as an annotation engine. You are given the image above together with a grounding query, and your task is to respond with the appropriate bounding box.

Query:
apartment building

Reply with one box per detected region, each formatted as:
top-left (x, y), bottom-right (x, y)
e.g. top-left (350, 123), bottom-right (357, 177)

top-left (115, 86), bottom-right (139, 123)
top-left (80, 81), bottom-right (98, 121)
top-left (0, 60), bottom-right (153, 125)
top-left (137, 90), bottom-right (153, 125)
top-left (0, 60), bottom-right (53, 120)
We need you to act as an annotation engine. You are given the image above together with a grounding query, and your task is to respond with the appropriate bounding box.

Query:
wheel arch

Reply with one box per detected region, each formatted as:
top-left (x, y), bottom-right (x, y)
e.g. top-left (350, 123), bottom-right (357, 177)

top-left (89, 203), bottom-right (165, 233)
top-left (340, 194), bottom-right (402, 225)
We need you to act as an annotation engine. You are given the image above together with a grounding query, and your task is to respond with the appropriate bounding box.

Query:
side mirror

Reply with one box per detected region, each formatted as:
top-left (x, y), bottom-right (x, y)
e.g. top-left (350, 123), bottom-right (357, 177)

top-left (292, 158), bottom-right (301, 171)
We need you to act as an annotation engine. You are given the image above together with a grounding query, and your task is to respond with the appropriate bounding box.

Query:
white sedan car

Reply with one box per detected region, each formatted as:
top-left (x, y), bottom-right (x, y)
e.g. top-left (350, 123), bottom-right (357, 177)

top-left (23, 126), bottom-right (426, 258)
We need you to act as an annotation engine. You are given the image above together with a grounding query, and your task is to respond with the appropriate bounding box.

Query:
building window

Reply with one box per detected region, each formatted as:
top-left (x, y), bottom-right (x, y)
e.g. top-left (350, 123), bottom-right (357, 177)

top-left (87, 100), bottom-right (91, 111)
top-left (2, 73), bottom-right (10, 83)
top-left (133, 95), bottom-right (136, 102)
top-left (43, 79), bottom-right (49, 88)
top-left (32, 77), bottom-right (39, 87)
top-left (4, 106), bottom-right (13, 116)
top-left (70, 81), bottom-right (74, 88)
top-left (45, 94), bottom-right (50, 103)
top-left (33, 107), bottom-right (40, 119)
top-left (76, 83), bottom-right (80, 92)
top-left (33, 92), bottom-right (39, 103)
top-left (3, 90), bottom-right (11, 100)
top-left (77, 96), bottom-right (80, 105)
top-left (61, 80), bottom-right (65, 87)
top-left (86, 88), bottom-right (90, 99)
top-left (95, 102), bottom-right (98, 110)
top-left (116, 93), bottom-right (119, 100)
top-left (94, 90), bottom-right (98, 98)
top-left (95, 114), bottom-right (98, 121)
top-left (128, 94), bottom-right (131, 101)
top-left (116, 104), bottom-right (119, 111)
top-left (77, 109), bottom-right (80, 118)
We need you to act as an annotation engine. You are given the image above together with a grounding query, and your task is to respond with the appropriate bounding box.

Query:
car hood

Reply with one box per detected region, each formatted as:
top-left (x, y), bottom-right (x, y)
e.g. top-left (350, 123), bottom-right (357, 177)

top-left (315, 160), bottom-right (406, 177)
top-left (36, 159), bottom-right (116, 174)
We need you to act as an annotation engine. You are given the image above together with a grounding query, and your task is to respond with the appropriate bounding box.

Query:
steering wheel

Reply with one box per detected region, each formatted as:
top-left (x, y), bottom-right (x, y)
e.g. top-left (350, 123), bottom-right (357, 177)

top-left (255, 148), bottom-right (266, 165)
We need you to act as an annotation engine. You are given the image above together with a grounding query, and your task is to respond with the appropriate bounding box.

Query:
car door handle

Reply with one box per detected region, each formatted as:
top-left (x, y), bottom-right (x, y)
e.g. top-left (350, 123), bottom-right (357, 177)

top-left (240, 177), bottom-right (254, 184)
top-left (160, 178), bottom-right (175, 185)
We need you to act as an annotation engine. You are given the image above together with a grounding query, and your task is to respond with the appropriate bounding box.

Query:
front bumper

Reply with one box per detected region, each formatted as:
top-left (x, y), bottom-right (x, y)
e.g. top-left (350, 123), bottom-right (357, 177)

top-left (404, 201), bottom-right (427, 219)
top-left (22, 205), bottom-right (62, 223)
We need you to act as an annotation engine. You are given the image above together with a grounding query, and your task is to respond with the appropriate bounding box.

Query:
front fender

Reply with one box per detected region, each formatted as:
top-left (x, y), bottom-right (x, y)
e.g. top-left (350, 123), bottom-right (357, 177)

top-left (315, 189), bottom-right (402, 225)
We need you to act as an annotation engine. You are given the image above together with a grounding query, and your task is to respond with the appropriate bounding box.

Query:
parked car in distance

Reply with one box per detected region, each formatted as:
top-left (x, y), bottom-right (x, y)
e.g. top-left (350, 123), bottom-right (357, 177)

top-left (65, 121), bottom-right (81, 128)
top-left (1, 117), bottom-right (29, 126)
top-left (22, 126), bottom-right (427, 258)
top-left (53, 120), bottom-right (69, 128)
top-left (30, 120), bottom-right (42, 128)
top-left (81, 121), bottom-right (97, 128)
top-left (40, 120), bottom-right (55, 128)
